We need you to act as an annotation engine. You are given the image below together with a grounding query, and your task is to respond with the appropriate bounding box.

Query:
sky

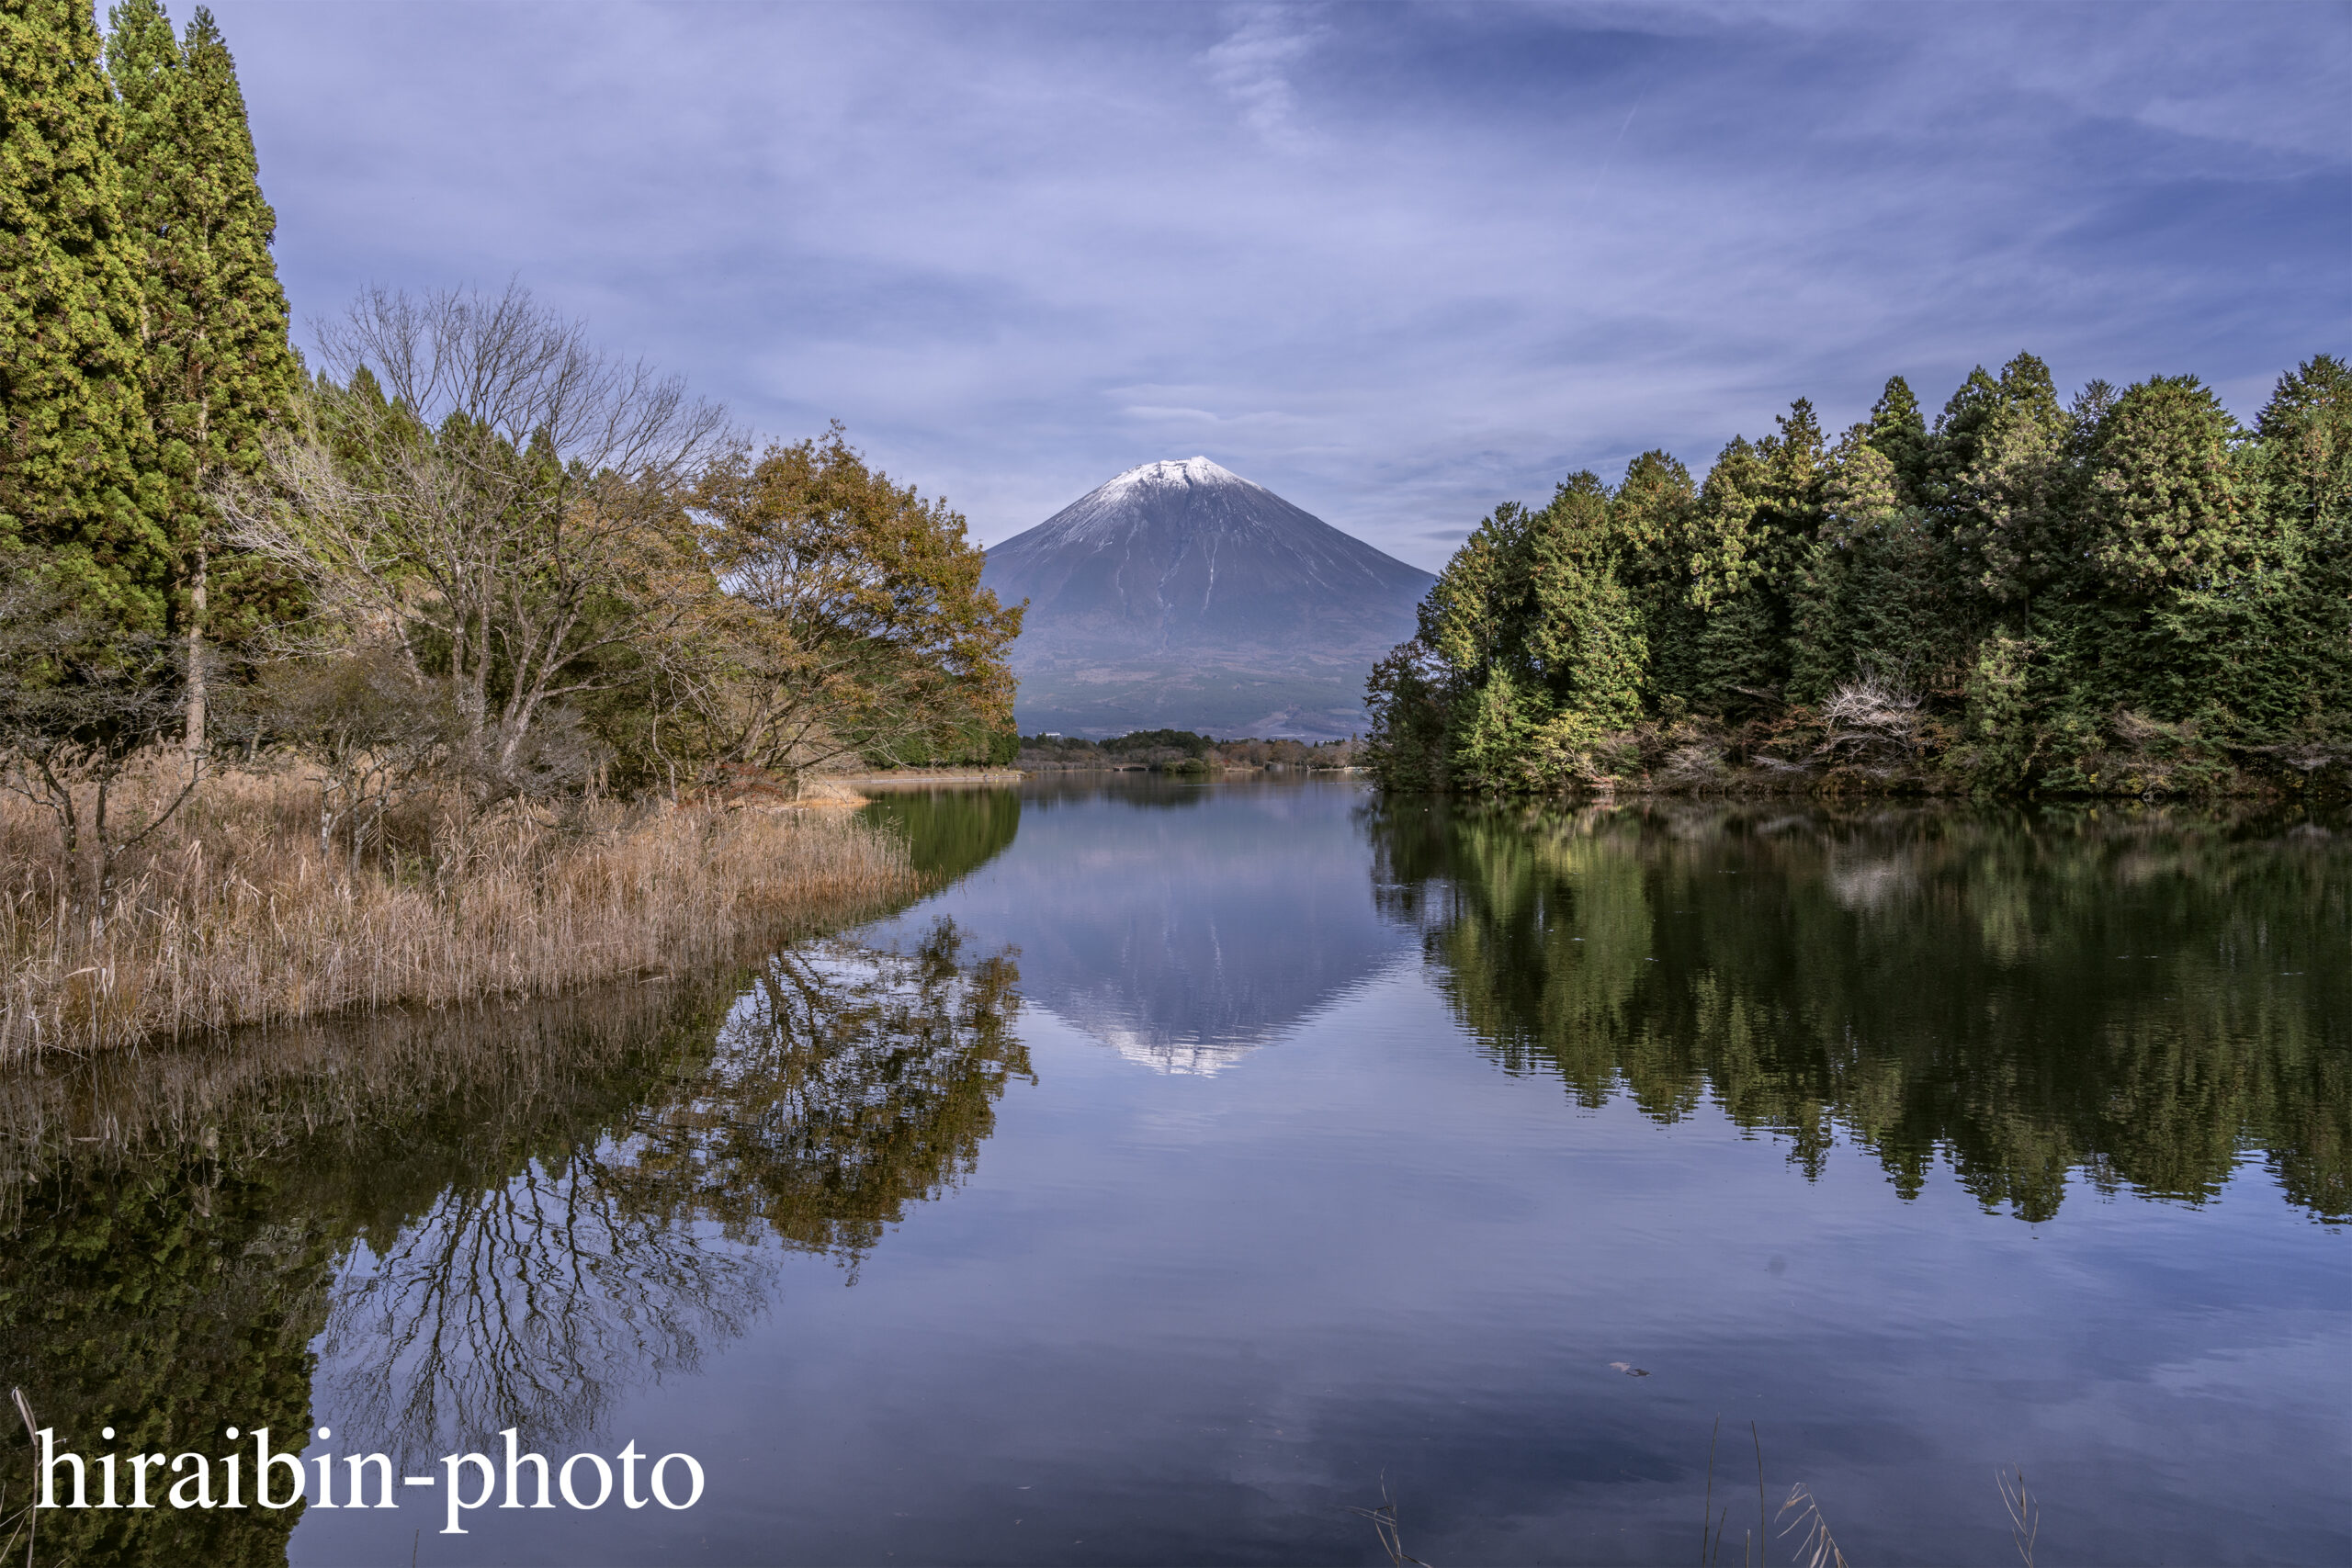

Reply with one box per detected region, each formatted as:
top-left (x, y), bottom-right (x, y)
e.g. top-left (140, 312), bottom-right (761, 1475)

top-left (204, 0), bottom-right (2349, 569)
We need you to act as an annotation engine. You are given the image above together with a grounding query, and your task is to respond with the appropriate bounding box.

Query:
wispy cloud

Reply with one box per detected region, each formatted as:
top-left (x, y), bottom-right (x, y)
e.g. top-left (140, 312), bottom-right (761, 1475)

top-left (1200, 5), bottom-right (1326, 146)
top-left (211, 0), bottom-right (2347, 568)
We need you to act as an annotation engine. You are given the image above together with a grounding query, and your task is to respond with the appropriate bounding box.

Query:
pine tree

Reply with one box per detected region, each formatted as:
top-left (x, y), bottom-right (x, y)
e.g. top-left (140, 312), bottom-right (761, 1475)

top-left (1366, 354), bottom-right (2346, 799)
top-left (0, 0), bottom-right (164, 627)
top-left (1610, 449), bottom-right (1696, 713)
top-left (108, 0), bottom-right (298, 750)
top-left (1788, 430), bottom-right (1967, 705)
top-left (1678, 436), bottom-right (1781, 716)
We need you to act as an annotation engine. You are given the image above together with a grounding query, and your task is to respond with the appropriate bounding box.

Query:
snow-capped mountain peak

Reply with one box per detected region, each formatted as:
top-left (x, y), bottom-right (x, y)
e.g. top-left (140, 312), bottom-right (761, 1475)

top-left (979, 457), bottom-right (1434, 739)
top-left (1097, 457), bottom-right (1248, 497)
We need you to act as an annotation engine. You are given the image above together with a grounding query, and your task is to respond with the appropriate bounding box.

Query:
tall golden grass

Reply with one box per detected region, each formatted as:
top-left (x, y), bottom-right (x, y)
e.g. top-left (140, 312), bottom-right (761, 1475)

top-left (0, 756), bottom-right (914, 1062)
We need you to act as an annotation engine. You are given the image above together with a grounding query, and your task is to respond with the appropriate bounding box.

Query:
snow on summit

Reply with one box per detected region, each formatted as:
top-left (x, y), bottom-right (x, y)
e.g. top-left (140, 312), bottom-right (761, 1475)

top-left (979, 457), bottom-right (1434, 739)
top-left (1098, 457), bottom-right (1248, 495)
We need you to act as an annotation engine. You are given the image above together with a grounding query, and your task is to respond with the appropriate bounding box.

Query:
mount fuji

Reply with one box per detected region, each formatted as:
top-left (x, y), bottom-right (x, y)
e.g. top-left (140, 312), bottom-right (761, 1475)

top-left (979, 457), bottom-right (1433, 739)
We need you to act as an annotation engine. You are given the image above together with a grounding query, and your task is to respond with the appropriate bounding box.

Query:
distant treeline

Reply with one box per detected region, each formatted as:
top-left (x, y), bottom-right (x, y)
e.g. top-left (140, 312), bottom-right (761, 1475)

top-left (1367, 355), bottom-right (2348, 798)
top-left (1019, 730), bottom-right (1362, 772)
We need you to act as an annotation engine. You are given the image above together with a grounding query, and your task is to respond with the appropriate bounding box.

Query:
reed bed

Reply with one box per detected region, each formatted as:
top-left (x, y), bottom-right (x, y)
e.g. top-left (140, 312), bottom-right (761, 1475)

top-left (0, 759), bottom-right (915, 1062)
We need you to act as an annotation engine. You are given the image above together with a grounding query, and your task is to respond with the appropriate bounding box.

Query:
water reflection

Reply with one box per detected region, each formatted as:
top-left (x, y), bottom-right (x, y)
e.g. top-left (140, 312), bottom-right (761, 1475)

top-left (1370, 798), bottom-right (2349, 1221)
top-left (858, 786), bottom-right (1023, 887)
top-left (321, 1151), bottom-right (769, 1469)
top-left (866, 776), bottom-right (1416, 1072)
top-left (320, 919), bottom-right (1023, 1462)
top-left (0, 919), bottom-right (1023, 1549)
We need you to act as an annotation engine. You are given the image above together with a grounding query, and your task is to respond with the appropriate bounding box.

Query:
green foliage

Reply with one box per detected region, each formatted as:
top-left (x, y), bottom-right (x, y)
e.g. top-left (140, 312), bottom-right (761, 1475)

top-left (688, 419), bottom-right (1023, 785)
top-left (1368, 353), bottom-right (2348, 799)
top-left (1788, 432), bottom-right (1971, 704)
top-left (1865, 375), bottom-right (1928, 496)
top-left (2255, 355), bottom-right (2352, 752)
top-left (107, 0), bottom-right (299, 642)
top-left (1102, 728), bottom-right (1213, 758)
top-left (1362, 639), bottom-right (1451, 792)
top-left (1365, 798), bottom-right (2350, 1222)
top-left (2086, 375), bottom-right (2254, 597)
top-left (0, 0), bottom-right (166, 626)
top-left (1521, 471), bottom-right (1646, 732)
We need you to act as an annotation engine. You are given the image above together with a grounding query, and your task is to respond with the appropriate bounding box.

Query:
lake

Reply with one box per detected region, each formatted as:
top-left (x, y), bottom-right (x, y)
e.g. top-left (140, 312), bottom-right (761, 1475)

top-left (3, 776), bottom-right (2345, 1565)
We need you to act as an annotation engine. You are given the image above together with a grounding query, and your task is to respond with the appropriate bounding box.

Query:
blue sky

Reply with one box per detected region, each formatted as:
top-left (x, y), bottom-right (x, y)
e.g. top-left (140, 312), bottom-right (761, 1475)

top-left (207, 1), bottom-right (2348, 568)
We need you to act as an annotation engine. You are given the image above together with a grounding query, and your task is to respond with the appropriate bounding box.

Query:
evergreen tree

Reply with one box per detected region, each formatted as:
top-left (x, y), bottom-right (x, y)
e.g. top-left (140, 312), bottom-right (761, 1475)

top-left (108, 0), bottom-right (299, 750)
top-left (1917, 365), bottom-right (2002, 515)
top-left (1956, 396), bottom-right (2070, 609)
top-left (1789, 430), bottom-right (1895, 702)
top-left (1677, 435), bottom-right (1782, 716)
top-left (2258, 355), bottom-right (2351, 526)
top-left (1865, 375), bottom-right (1928, 497)
top-left (2256, 355), bottom-right (2352, 750)
top-left (1521, 470), bottom-right (1645, 736)
top-left (0, 0), bottom-right (164, 626)
top-left (1610, 448), bottom-right (1697, 712)
top-left (1365, 353), bottom-right (2346, 800)
top-left (2086, 375), bottom-right (2251, 597)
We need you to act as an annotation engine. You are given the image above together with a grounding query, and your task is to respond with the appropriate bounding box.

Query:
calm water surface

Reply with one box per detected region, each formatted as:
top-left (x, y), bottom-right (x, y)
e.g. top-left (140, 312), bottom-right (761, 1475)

top-left (3, 778), bottom-right (2346, 1565)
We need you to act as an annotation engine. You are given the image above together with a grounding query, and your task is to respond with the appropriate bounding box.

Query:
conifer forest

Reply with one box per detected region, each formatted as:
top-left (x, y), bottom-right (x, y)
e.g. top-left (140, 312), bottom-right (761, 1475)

top-left (1367, 355), bottom-right (2349, 800)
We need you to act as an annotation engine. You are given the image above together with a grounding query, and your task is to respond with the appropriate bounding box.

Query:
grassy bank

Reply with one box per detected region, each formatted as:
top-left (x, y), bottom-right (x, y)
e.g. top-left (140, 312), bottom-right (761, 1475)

top-left (0, 761), bottom-right (916, 1062)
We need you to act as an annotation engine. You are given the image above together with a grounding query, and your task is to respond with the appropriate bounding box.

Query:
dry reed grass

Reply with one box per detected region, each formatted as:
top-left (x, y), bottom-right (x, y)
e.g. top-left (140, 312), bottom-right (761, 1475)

top-left (0, 756), bottom-right (915, 1062)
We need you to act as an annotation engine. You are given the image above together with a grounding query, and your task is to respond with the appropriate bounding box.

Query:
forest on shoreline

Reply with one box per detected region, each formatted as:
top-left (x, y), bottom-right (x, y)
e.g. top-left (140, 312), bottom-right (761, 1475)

top-left (1, 0), bottom-right (1018, 1056)
top-left (1367, 355), bottom-right (2348, 801)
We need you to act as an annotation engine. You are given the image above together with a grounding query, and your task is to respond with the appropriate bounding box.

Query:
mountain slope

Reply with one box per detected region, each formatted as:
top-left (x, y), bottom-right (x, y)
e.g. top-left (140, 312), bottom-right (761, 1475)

top-left (981, 458), bottom-right (1433, 739)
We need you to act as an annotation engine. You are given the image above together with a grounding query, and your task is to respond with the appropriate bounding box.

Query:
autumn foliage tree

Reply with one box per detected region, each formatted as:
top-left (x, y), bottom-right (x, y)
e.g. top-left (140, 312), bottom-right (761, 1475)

top-left (672, 424), bottom-right (1023, 787)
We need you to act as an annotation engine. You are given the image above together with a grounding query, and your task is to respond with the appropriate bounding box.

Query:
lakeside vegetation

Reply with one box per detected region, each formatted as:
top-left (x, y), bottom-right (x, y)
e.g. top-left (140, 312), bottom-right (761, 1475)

top-left (0, 761), bottom-right (918, 1059)
top-left (1367, 355), bottom-right (2349, 800)
top-left (1019, 728), bottom-right (1363, 773)
top-left (0, 918), bottom-right (1024, 1561)
top-left (1, 2), bottom-right (1019, 1057)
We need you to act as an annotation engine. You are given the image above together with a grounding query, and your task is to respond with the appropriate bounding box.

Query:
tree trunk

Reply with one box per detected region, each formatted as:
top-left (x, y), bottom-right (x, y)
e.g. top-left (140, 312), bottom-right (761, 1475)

top-left (185, 534), bottom-right (209, 765)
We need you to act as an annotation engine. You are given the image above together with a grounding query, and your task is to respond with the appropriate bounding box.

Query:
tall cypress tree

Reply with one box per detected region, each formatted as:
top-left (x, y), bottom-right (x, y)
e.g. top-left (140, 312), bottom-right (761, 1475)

top-left (108, 0), bottom-right (298, 750)
top-left (0, 0), bottom-right (164, 627)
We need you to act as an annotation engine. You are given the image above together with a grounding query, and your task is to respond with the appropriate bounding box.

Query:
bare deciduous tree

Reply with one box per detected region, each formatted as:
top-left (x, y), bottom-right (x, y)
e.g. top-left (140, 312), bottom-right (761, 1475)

top-left (223, 282), bottom-right (730, 795)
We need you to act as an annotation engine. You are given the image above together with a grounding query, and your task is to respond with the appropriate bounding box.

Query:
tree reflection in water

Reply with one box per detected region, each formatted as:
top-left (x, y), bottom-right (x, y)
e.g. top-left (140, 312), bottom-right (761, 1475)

top-left (317, 919), bottom-right (1023, 1462)
top-left (1369, 799), bottom-right (2348, 1222)
top-left (615, 919), bottom-right (1028, 1261)
top-left (320, 1150), bottom-right (768, 1466)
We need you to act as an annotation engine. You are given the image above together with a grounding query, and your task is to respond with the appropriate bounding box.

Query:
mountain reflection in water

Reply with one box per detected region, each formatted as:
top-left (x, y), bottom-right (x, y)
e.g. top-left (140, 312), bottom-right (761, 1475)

top-left (863, 777), bottom-right (1418, 1073)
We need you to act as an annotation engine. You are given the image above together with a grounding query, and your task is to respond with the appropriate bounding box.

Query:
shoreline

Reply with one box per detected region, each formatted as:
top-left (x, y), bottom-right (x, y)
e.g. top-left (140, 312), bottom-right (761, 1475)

top-left (0, 767), bottom-right (920, 1064)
